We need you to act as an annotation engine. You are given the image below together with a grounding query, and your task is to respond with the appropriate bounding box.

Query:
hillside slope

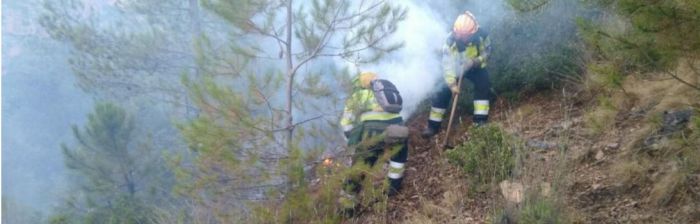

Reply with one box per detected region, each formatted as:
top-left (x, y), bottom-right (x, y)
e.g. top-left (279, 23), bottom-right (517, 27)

top-left (347, 68), bottom-right (699, 223)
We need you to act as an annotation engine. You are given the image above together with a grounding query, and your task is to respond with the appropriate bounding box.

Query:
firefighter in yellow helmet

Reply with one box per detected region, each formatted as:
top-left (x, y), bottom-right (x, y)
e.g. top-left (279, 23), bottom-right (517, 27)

top-left (422, 11), bottom-right (493, 137)
top-left (339, 72), bottom-right (409, 214)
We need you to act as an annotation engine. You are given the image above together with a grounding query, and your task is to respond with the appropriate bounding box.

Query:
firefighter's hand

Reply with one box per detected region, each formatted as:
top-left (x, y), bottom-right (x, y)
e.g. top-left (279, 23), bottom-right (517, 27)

top-left (449, 83), bottom-right (460, 94)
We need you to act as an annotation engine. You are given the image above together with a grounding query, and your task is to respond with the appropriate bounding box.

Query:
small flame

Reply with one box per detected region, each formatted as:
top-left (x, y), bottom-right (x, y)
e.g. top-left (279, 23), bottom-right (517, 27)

top-left (323, 158), bottom-right (333, 166)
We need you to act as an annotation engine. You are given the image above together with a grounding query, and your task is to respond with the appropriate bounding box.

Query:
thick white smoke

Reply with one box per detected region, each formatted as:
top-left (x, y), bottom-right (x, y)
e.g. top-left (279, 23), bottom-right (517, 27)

top-left (359, 1), bottom-right (450, 118)
top-left (358, 0), bottom-right (512, 119)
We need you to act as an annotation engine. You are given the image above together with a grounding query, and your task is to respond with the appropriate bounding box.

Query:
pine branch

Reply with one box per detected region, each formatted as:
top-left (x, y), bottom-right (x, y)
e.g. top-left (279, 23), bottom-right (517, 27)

top-left (665, 67), bottom-right (700, 92)
top-left (246, 18), bottom-right (289, 46)
top-left (292, 114), bottom-right (326, 127)
top-left (596, 29), bottom-right (700, 92)
top-left (252, 86), bottom-right (278, 130)
top-left (287, 2), bottom-right (343, 81)
top-left (334, 0), bottom-right (385, 24)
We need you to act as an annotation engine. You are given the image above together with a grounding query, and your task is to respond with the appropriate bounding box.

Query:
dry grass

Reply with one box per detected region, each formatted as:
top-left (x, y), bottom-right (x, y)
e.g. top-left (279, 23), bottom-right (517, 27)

top-left (583, 105), bottom-right (617, 136)
top-left (589, 60), bottom-right (700, 221)
top-left (649, 162), bottom-right (686, 206)
top-left (622, 126), bottom-right (654, 152)
top-left (402, 179), bottom-right (473, 224)
top-left (611, 158), bottom-right (649, 187)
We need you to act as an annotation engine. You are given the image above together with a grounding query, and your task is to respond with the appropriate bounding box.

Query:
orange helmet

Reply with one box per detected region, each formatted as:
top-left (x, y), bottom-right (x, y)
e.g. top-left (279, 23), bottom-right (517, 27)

top-left (452, 11), bottom-right (479, 41)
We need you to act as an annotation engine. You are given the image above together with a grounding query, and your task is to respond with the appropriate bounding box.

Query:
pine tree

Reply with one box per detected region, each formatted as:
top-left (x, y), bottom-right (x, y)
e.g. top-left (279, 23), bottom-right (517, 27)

top-left (173, 0), bottom-right (406, 222)
top-left (51, 103), bottom-right (166, 224)
top-left (39, 0), bottom-right (210, 108)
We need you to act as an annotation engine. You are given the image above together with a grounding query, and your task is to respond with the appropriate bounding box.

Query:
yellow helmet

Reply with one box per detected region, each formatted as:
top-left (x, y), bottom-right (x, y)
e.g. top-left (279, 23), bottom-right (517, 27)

top-left (358, 71), bottom-right (377, 89)
top-left (453, 11), bottom-right (479, 41)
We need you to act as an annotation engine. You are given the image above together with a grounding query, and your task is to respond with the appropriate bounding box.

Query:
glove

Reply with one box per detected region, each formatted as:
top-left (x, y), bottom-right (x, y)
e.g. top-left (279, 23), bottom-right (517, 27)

top-left (449, 83), bottom-right (460, 94)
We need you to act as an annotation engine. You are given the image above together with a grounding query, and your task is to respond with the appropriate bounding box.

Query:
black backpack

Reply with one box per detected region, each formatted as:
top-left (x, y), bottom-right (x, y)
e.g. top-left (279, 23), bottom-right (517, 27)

top-left (370, 79), bottom-right (402, 113)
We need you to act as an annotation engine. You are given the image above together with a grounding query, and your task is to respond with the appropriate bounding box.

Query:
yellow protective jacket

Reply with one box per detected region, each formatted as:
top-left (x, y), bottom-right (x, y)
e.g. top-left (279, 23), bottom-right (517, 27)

top-left (442, 29), bottom-right (491, 86)
top-left (340, 88), bottom-right (401, 133)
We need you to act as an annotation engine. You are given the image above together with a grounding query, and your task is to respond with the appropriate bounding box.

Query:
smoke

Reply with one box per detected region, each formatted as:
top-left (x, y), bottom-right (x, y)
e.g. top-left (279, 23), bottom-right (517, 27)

top-left (354, 1), bottom-right (510, 118)
top-left (358, 0), bottom-right (587, 119)
top-left (357, 1), bottom-right (449, 118)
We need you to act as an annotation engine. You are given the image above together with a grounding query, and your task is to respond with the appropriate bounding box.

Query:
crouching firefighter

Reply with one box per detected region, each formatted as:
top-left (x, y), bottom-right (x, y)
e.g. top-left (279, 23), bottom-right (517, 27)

top-left (423, 11), bottom-right (493, 137)
top-left (339, 72), bottom-right (409, 213)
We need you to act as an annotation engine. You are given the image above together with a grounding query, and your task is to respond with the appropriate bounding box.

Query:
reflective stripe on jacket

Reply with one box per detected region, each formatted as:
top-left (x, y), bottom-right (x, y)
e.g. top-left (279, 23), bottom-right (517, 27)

top-left (442, 29), bottom-right (491, 86)
top-left (340, 89), bottom-right (401, 132)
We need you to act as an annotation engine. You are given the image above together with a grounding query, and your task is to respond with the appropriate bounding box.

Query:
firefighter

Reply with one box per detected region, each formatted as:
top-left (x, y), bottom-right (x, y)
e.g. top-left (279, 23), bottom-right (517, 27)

top-left (339, 71), bottom-right (408, 212)
top-left (422, 11), bottom-right (493, 137)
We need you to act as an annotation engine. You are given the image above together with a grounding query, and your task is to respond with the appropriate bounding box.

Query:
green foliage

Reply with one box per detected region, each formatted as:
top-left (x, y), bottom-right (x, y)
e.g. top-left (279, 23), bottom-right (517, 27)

top-left (583, 96), bottom-right (619, 135)
top-left (588, 62), bottom-right (626, 90)
top-left (173, 66), bottom-right (372, 222)
top-left (39, 0), bottom-right (207, 100)
top-left (446, 125), bottom-right (518, 188)
top-left (247, 147), bottom-right (394, 223)
top-left (171, 0), bottom-right (407, 221)
top-left (491, 196), bottom-right (567, 224)
top-left (53, 103), bottom-right (166, 224)
top-left (202, 0), bottom-right (406, 65)
top-left (172, 76), bottom-right (283, 222)
top-left (490, 0), bottom-right (589, 101)
top-left (250, 151), bottom-right (345, 223)
top-left (518, 198), bottom-right (563, 224)
top-left (581, 0), bottom-right (700, 91)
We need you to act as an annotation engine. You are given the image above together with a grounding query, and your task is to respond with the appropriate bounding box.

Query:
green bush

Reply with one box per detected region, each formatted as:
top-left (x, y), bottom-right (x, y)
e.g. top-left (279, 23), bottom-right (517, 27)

top-left (489, 0), bottom-right (590, 101)
top-left (249, 146), bottom-right (395, 223)
top-left (446, 125), bottom-right (519, 188)
top-left (490, 196), bottom-right (567, 224)
top-left (518, 198), bottom-right (563, 224)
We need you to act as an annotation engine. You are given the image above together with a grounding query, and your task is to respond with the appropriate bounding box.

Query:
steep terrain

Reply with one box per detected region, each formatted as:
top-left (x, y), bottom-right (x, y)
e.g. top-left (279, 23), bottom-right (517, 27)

top-left (346, 93), bottom-right (576, 224)
top-left (346, 67), bottom-right (699, 223)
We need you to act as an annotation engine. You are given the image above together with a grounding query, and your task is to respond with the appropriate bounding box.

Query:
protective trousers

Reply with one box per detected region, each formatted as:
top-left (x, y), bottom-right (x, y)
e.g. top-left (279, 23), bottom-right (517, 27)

top-left (345, 117), bottom-right (408, 196)
top-left (428, 67), bottom-right (491, 131)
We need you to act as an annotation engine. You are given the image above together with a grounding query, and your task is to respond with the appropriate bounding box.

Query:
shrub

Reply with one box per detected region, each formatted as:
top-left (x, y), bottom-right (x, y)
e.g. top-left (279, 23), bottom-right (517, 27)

top-left (490, 0), bottom-right (590, 101)
top-left (583, 96), bottom-right (619, 135)
top-left (490, 196), bottom-right (568, 224)
top-left (446, 125), bottom-right (519, 188)
top-left (249, 147), bottom-right (395, 223)
top-left (518, 197), bottom-right (563, 224)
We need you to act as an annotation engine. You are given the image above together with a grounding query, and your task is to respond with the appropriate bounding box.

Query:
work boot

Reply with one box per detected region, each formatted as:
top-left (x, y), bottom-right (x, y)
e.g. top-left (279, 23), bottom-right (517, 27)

top-left (387, 178), bottom-right (403, 197)
top-left (473, 120), bottom-right (488, 128)
top-left (473, 115), bottom-right (489, 127)
top-left (421, 127), bottom-right (437, 138)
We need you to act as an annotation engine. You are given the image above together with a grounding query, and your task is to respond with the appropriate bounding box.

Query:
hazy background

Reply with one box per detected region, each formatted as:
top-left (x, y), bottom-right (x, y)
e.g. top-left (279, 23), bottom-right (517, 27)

top-left (2, 0), bottom-right (581, 221)
top-left (3, 0), bottom-right (94, 216)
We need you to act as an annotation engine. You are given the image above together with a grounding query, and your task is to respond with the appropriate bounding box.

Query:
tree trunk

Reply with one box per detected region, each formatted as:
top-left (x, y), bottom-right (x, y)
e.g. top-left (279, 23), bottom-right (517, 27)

top-left (285, 0), bottom-right (294, 152)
